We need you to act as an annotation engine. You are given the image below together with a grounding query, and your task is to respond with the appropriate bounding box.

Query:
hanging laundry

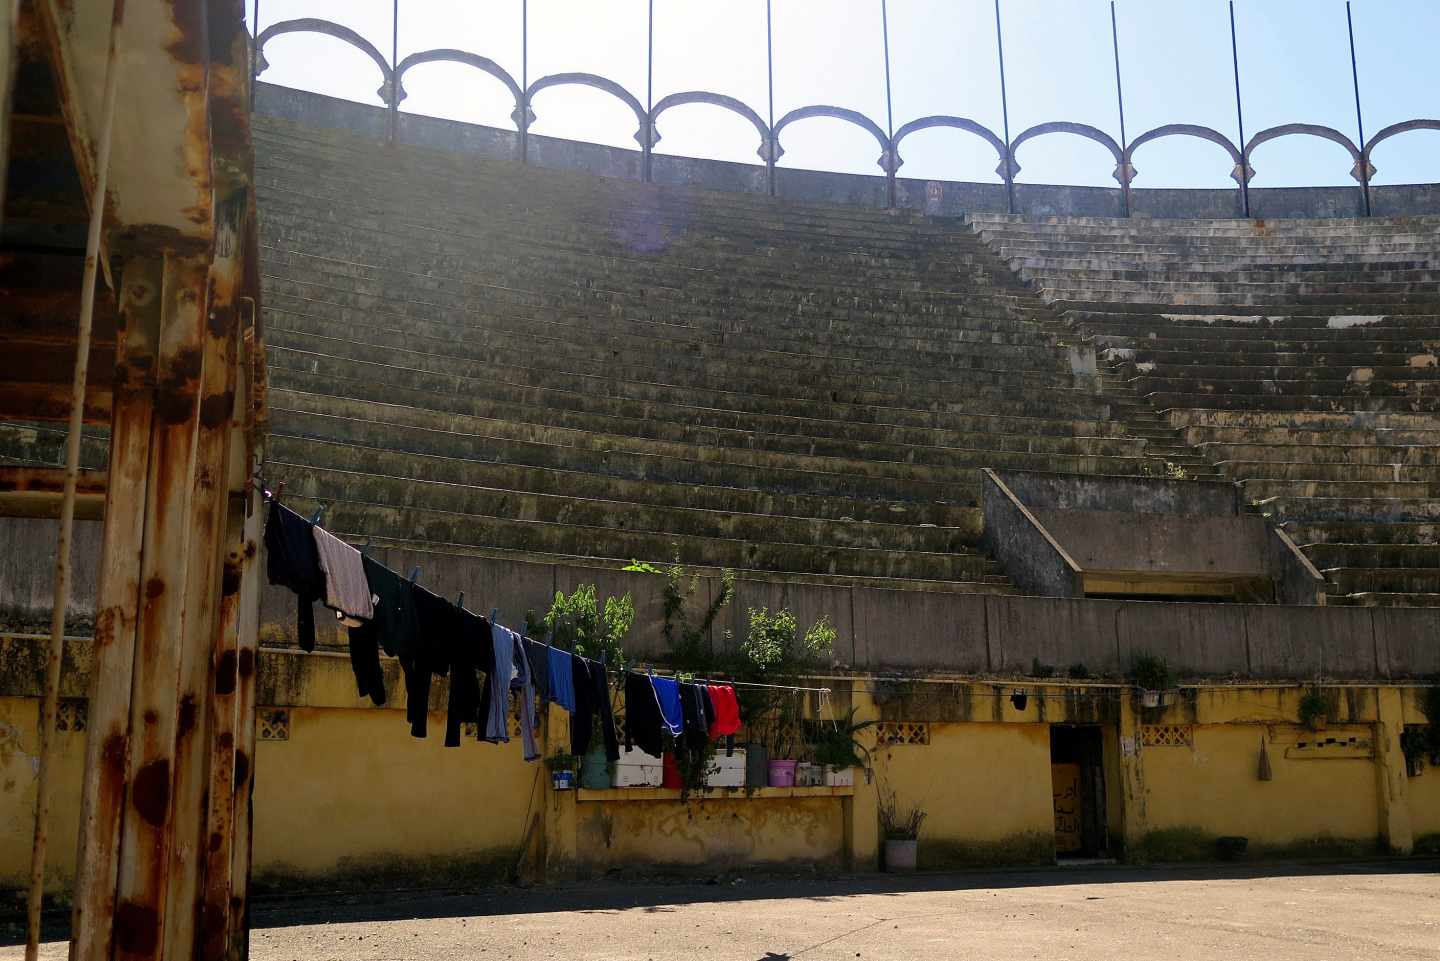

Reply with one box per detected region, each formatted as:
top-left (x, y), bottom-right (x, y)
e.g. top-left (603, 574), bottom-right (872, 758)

top-left (679, 682), bottom-right (713, 753)
top-left (343, 555), bottom-right (413, 705)
top-left (545, 646), bottom-right (577, 712)
top-left (571, 657), bottom-right (620, 762)
top-left (445, 609), bottom-right (491, 748)
top-left (523, 637), bottom-right (550, 703)
top-left (311, 523), bottom-right (375, 627)
top-left (409, 585), bottom-right (458, 739)
top-left (263, 499), bottom-right (325, 652)
top-left (649, 674), bottom-right (685, 738)
top-left (623, 671), bottom-right (668, 758)
top-left (479, 623), bottom-right (539, 761)
top-left (706, 684), bottom-right (742, 738)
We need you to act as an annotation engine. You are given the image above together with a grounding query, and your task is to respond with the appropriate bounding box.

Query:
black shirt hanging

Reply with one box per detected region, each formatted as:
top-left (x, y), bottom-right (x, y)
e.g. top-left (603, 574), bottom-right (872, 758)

top-left (263, 499), bottom-right (325, 652)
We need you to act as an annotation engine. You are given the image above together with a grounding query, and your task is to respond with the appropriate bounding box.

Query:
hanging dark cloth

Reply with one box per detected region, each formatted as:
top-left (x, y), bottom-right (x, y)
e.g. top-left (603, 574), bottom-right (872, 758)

top-left (344, 555), bottom-right (418, 706)
top-left (572, 657), bottom-right (620, 762)
top-left (409, 585), bottom-right (457, 739)
top-left (623, 671), bottom-right (668, 758)
top-left (263, 499), bottom-right (324, 652)
top-left (679, 682), bottom-right (713, 753)
top-left (445, 609), bottom-right (491, 748)
top-left (524, 638), bottom-right (550, 703)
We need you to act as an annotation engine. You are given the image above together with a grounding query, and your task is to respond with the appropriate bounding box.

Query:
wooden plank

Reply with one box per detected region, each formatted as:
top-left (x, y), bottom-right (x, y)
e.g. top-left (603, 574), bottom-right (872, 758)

top-left (109, 253), bottom-right (209, 961)
top-left (0, 465), bottom-right (106, 518)
top-left (70, 255), bottom-right (161, 961)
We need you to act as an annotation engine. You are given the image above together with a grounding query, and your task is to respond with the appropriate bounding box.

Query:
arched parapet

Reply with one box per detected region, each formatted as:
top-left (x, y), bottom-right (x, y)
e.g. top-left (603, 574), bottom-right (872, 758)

top-left (1247, 123), bottom-right (1363, 183)
top-left (1011, 121), bottom-right (1124, 184)
top-left (893, 116), bottom-right (1009, 180)
top-left (527, 73), bottom-right (651, 147)
top-left (774, 105), bottom-right (897, 173)
top-left (1363, 119), bottom-right (1440, 180)
top-left (652, 92), bottom-right (774, 161)
top-left (395, 50), bottom-right (526, 125)
top-left (1125, 123), bottom-right (1244, 185)
top-left (256, 18), bottom-right (396, 105)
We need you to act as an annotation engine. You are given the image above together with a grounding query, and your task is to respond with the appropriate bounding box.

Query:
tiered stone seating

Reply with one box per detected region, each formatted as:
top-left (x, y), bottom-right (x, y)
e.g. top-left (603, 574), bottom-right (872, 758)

top-left (971, 213), bottom-right (1440, 606)
top-left (243, 117), bottom-right (1169, 593)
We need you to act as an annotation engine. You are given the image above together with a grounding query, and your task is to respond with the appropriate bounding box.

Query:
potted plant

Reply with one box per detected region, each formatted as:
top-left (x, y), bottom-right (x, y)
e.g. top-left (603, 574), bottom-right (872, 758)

top-left (810, 708), bottom-right (876, 787)
top-left (545, 752), bottom-right (579, 791)
top-left (878, 789), bottom-right (926, 872)
top-left (766, 711), bottom-right (802, 787)
top-left (1298, 687), bottom-right (1329, 732)
top-left (580, 744), bottom-right (611, 790)
top-left (1132, 654), bottom-right (1173, 708)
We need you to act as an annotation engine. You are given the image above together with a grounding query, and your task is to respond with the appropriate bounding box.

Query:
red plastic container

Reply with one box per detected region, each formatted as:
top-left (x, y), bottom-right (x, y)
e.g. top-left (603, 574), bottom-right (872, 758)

top-left (662, 751), bottom-right (683, 789)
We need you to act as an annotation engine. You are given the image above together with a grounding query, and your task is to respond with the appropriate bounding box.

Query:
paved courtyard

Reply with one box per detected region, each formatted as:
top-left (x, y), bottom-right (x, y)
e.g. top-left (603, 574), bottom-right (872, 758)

top-left (7, 862), bottom-right (1439, 960)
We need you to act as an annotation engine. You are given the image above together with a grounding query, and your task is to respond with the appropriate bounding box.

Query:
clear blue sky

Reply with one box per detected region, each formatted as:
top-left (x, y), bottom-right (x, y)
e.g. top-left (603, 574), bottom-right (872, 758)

top-left (253, 0), bottom-right (1439, 189)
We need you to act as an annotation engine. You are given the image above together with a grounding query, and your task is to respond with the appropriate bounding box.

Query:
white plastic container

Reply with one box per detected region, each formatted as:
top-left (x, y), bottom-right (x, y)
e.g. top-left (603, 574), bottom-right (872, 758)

top-left (704, 749), bottom-right (746, 788)
top-left (795, 762), bottom-right (824, 787)
top-left (824, 766), bottom-right (855, 787)
top-left (611, 747), bottom-right (664, 787)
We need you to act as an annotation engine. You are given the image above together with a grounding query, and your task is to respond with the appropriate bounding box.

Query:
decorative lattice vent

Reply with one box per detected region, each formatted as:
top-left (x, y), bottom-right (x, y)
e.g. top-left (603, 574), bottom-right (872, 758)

top-left (258, 709), bottom-right (290, 741)
top-left (875, 722), bottom-right (930, 746)
top-left (55, 698), bottom-right (88, 733)
top-left (1142, 724), bottom-right (1193, 747)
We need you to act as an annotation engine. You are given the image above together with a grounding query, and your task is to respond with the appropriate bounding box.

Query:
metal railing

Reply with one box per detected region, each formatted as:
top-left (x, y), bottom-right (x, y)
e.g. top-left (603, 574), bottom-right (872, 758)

top-left (251, 0), bottom-right (1440, 217)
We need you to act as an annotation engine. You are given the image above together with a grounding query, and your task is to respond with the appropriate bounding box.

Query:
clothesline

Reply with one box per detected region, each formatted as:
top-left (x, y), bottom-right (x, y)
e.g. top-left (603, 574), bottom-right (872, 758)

top-left (614, 668), bottom-right (831, 695)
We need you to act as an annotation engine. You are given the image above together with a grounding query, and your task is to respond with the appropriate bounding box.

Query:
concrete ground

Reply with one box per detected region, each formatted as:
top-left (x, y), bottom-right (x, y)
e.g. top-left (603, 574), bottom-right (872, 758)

top-left (6, 861), bottom-right (1439, 960)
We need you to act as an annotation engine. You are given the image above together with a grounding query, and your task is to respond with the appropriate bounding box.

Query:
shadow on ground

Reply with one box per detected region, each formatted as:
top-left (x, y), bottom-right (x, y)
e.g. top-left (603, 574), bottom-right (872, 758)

top-left (5, 858), bottom-right (1439, 948)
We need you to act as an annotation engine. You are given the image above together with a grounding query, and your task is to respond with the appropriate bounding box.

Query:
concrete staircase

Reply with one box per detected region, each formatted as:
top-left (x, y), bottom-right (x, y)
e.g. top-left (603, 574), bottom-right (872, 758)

top-left (970, 213), bottom-right (1440, 606)
top-left (235, 116), bottom-right (1201, 595)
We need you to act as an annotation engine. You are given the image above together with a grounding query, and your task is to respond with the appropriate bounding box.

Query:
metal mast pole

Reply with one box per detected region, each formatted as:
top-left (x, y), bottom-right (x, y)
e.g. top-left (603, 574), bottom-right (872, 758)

top-left (1229, 1), bottom-right (1250, 217)
top-left (1111, 1), bottom-right (1130, 217)
top-left (1346, 1), bottom-right (1371, 216)
top-left (766, 0), bottom-right (776, 196)
top-left (994, 0), bottom-right (1014, 215)
top-left (882, 0), bottom-right (895, 208)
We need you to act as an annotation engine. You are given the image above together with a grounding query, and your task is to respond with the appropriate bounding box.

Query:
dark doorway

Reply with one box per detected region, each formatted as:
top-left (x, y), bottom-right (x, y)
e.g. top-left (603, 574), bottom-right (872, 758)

top-left (1050, 725), bottom-right (1109, 858)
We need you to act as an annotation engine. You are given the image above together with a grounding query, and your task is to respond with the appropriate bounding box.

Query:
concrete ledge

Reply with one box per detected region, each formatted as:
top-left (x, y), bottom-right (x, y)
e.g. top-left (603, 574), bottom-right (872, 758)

top-left (576, 786), bottom-right (855, 803)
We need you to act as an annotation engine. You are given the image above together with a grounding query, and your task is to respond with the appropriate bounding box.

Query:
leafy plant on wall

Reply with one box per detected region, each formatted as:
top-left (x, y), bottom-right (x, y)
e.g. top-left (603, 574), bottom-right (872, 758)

top-left (528, 583), bottom-right (635, 670)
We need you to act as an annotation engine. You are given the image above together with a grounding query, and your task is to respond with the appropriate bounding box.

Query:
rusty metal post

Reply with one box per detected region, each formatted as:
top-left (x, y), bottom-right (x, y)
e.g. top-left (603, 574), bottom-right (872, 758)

top-left (161, 187), bottom-right (248, 960)
top-left (994, 0), bottom-right (1015, 215)
top-left (765, 0), bottom-right (775, 196)
top-left (520, 0), bottom-right (529, 165)
top-left (108, 253), bottom-right (209, 961)
top-left (226, 484), bottom-right (265, 960)
top-left (881, 0), bottom-right (895, 209)
top-left (643, 0), bottom-right (654, 183)
top-left (1229, 1), bottom-right (1250, 217)
top-left (1346, 2), bottom-right (1371, 217)
top-left (1111, 1), bottom-right (1131, 218)
top-left (25, 3), bottom-right (123, 956)
top-left (70, 254), bottom-right (162, 961)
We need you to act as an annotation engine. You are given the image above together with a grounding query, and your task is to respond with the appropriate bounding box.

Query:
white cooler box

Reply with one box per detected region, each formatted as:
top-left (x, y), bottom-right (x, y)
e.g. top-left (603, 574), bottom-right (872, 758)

top-left (612, 747), bottom-right (664, 787)
top-left (705, 749), bottom-right (747, 788)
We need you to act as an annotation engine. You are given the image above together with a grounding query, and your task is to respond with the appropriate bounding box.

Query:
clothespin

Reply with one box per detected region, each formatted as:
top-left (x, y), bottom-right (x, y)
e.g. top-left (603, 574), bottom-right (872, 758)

top-left (274, 481), bottom-right (287, 503)
top-left (408, 566), bottom-right (421, 583)
top-left (490, 607), bottom-right (499, 627)
top-left (456, 591), bottom-right (465, 610)
top-left (310, 504), bottom-right (327, 525)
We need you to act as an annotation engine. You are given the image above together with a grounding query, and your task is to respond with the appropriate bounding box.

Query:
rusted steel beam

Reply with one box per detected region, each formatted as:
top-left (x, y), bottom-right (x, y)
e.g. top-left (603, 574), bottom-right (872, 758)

top-left (165, 186), bottom-right (248, 961)
top-left (0, 381), bottom-right (111, 423)
top-left (0, 0), bottom-right (17, 223)
top-left (0, 466), bottom-right (107, 519)
top-left (109, 252), bottom-right (209, 961)
top-left (70, 254), bottom-right (163, 961)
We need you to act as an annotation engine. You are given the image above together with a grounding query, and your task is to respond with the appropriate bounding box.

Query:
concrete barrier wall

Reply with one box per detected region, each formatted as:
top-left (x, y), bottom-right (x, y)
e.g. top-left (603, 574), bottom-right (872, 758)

top-left (255, 84), bottom-right (1440, 221)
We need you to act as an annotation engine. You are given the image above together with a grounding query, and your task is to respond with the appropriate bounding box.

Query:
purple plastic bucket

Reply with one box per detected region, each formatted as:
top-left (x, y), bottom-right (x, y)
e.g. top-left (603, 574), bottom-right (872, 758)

top-left (767, 759), bottom-right (798, 787)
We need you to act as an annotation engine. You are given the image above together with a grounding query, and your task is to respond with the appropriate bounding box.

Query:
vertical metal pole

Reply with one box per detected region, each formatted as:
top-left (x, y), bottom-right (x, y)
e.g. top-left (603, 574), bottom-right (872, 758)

top-left (1229, 1), bottom-right (1250, 217)
top-left (1111, 1), bottom-right (1130, 217)
top-left (1346, 1), bottom-right (1371, 217)
top-left (882, 0), bottom-right (895, 209)
top-left (388, 0), bottom-right (398, 144)
top-left (994, 0), bottom-right (1014, 215)
top-left (766, 0), bottom-right (776, 196)
top-left (26, 5), bottom-right (123, 957)
top-left (644, 0), bottom-right (654, 183)
top-left (250, 0), bottom-right (259, 104)
top-left (521, 0), bottom-right (529, 165)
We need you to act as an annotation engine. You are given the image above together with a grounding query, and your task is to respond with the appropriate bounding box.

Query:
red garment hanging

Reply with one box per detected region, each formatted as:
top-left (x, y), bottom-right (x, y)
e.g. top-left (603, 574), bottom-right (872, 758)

top-left (706, 684), bottom-right (741, 737)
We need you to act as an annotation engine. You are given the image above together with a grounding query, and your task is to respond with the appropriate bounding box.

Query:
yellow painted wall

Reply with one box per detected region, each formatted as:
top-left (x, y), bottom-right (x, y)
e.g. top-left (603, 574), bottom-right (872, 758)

top-left (874, 722), bottom-right (1054, 863)
top-left (0, 697), bottom-right (85, 888)
top-left (575, 796), bottom-right (843, 875)
top-left (1408, 763), bottom-right (1440, 840)
top-left (1142, 724), bottom-right (1380, 843)
top-left (252, 706), bottom-right (538, 878)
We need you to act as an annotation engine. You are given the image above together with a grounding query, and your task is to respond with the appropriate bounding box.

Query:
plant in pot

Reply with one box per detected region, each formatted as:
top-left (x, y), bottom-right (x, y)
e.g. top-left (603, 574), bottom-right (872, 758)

top-left (878, 788), bottom-right (926, 872)
top-left (1298, 687), bottom-right (1330, 732)
top-left (1132, 654), bottom-right (1173, 708)
top-left (810, 708), bottom-right (876, 787)
top-left (545, 752), bottom-right (579, 791)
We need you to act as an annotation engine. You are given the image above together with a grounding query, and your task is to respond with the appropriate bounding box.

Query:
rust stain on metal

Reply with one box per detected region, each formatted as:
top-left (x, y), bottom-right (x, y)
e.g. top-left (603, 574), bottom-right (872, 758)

top-left (220, 558), bottom-right (242, 597)
top-left (218, 732), bottom-right (233, 752)
top-left (102, 733), bottom-right (127, 779)
top-left (199, 388), bottom-right (234, 428)
top-left (177, 694), bottom-right (198, 736)
top-left (155, 343), bottom-right (203, 424)
top-left (232, 750), bottom-right (249, 789)
top-left (215, 650), bottom-right (237, 695)
top-left (132, 759), bottom-right (171, 826)
top-left (237, 648), bottom-right (254, 677)
top-left (113, 901), bottom-right (159, 955)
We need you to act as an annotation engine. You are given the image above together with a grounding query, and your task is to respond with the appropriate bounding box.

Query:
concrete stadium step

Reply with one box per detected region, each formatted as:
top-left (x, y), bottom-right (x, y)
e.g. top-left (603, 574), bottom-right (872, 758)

top-left (269, 392), bottom-right (1148, 499)
top-left (1218, 460), bottom-right (1440, 484)
top-left (1241, 477), bottom-right (1440, 500)
top-left (1323, 567), bottom-right (1440, 596)
top-left (1199, 443), bottom-right (1440, 466)
top-left (268, 490), bottom-right (1006, 583)
top-left (1334, 592), bottom-right (1440, 608)
top-left (1287, 520), bottom-right (1439, 547)
top-left (1304, 542), bottom-right (1440, 570)
top-left (1255, 495), bottom-right (1440, 524)
top-left (266, 435), bottom-right (984, 531)
top-left (0, 423), bottom-right (109, 469)
top-left (1146, 392), bottom-right (1440, 414)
